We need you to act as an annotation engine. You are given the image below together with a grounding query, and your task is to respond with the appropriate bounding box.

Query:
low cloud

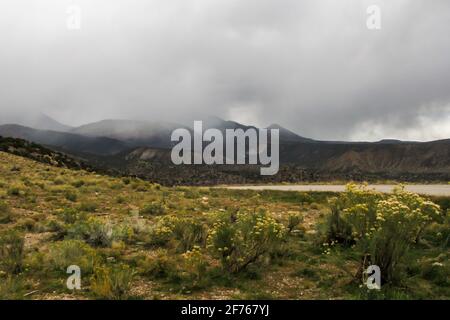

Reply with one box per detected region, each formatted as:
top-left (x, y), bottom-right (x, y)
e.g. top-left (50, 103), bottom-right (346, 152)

top-left (0, 0), bottom-right (449, 141)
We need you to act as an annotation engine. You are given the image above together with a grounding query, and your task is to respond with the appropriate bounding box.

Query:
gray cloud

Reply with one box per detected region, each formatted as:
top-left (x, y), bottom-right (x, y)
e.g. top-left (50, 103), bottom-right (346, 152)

top-left (0, 0), bottom-right (449, 141)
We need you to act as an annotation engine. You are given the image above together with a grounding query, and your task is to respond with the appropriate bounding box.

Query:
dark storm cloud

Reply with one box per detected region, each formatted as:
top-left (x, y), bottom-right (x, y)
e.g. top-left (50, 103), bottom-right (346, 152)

top-left (0, 0), bottom-right (449, 141)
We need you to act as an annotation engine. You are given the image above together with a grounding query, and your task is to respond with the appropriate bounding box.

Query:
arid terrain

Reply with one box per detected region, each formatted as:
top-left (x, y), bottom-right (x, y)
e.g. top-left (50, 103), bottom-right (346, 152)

top-left (0, 149), bottom-right (448, 300)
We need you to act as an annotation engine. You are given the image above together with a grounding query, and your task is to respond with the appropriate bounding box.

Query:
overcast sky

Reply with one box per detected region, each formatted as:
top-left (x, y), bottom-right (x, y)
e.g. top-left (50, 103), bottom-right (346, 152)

top-left (0, 0), bottom-right (449, 141)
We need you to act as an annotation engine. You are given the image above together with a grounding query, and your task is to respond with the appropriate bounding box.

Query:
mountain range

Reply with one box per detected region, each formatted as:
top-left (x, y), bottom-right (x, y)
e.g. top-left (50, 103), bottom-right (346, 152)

top-left (0, 112), bottom-right (449, 184)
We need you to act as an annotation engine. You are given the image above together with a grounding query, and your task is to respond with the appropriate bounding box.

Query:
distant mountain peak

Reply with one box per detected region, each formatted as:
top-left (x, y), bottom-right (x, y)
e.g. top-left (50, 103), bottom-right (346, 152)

top-left (267, 123), bottom-right (314, 143)
top-left (0, 111), bottom-right (72, 132)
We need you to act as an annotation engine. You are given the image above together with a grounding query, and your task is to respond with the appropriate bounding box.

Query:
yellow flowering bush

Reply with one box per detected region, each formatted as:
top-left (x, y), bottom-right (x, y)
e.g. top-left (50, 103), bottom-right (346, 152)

top-left (182, 245), bottom-right (209, 281)
top-left (327, 184), bottom-right (381, 243)
top-left (368, 188), bottom-right (441, 282)
top-left (147, 218), bottom-right (174, 247)
top-left (325, 184), bottom-right (442, 284)
top-left (207, 211), bottom-right (286, 273)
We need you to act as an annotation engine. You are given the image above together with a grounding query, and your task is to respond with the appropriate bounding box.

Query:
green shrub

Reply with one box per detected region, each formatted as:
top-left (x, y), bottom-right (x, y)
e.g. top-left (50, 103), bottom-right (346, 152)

top-left (67, 218), bottom-right (113, 247)
top-left (286, 213), bottom-right (303, 232)
top-left (78, 201), bottom-right (98, 212)
top-left (421, 261), bottom-right (449, 286)
top-left (7, 186), bottom-right (23, 197)
top-left (139, 249), bottom-right (178, 279)
top-left (207, 211), bottom-right (286, 273)
top-left (0, 230), bottom-right (24, 274)
top-left (0, 276), bottom-right (25, 299)
top-left (53, 176), bottom-right (66, 185)
top-left (45, 240), bottom-right (99, 274)
top-left (17, 218), bottom-right (36, 231)
top-left (172, 218), bottom-right (207, 252)
top-left (0, 201), bottom-right (12, 224)
top-left (59, 208), bottom-right (86, 224)
top-left (422, 219), bottom-right (450, 248)
top-left (141, 202), bottom-right (166, 216)
top-left (90, 264), bottom-right (134, 299)
top-left (65, 190), bottom-right (78, 202)
top-left (71, 180), bottom-right (85, 188)
top-left (116, 196), bottom-right (125, 204)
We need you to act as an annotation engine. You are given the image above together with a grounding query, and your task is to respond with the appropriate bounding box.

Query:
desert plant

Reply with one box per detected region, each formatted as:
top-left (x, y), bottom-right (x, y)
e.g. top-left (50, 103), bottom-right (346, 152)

top-left (67, 218), bottom-right (113, 247)
top-left (64, 190), bottom-right (78, 202)
top-left (172, 218), bottom-right (207, 252)
top-left (44, 240), bottom-right (99, 274)
top-left (71, 180), bottom-right (85, 188)
top-left (0, 201), bottom-right (12, 224)
top-left (78, 201), bottom-right (98, 213)
top-left (0, 276), bottom-right (25, 299)
top-left (141, 201), bottom-right (166, 216)
top-left (323, 185), bottom-right (442, 284)
top-left (286, 213), bottom-right (303, 232)
top-left (90, 264), bottom-right (134, 299)
top-left (207, 211), bottom-right (286, 273)
top-left (0, 230), bottom-right (24, 274)
top-left (139, 249), bottom-right (179, 280)
top-left (365, 191), bottom-right (441, 283)
top-left (59, 208), bottom-right (86, 225)
top-left (182, 245), bottom-right (209, 282)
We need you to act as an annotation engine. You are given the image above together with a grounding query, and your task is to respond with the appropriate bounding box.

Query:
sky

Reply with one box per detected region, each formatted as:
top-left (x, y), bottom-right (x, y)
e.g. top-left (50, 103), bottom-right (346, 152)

top-left (0, 0), bottom-right (449, 141)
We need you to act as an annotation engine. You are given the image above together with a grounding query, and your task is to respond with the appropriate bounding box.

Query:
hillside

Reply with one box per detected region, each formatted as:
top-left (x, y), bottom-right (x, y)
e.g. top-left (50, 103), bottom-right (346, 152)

top-left (0, 124), bottom-right (129, 156)
top-left (0, 136), bottom-right (91, 170)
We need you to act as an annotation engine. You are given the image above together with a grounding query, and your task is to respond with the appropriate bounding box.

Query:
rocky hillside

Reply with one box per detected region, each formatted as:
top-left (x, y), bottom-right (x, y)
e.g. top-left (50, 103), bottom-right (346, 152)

top-left (0, 136), bottom-right (92, 171)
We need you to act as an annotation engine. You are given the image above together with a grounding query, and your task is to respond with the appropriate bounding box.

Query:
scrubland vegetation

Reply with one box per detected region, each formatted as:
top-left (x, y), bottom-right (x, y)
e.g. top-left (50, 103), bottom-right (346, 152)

top-left (0, 151), bottom-right (448, 300)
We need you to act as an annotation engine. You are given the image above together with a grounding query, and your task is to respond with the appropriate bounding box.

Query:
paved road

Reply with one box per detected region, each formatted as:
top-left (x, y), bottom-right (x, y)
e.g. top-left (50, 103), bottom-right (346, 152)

top-left (225, 184), bottom-right (450, 196)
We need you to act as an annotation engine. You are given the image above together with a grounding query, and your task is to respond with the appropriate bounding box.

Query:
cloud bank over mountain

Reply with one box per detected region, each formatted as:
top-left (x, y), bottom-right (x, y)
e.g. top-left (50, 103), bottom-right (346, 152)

top-left (0, 0), bottom-right (449, 141)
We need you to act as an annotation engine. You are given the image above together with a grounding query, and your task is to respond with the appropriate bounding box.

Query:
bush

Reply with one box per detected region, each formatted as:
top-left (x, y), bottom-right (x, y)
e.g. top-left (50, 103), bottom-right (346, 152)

top-left (53, 176), bottom-right (66, 185)
top-left (7, 185), bottom-right (23, 197)
top-left (0, 230), bottom-right (24, 274)
top-left (421, 260), bottom-right (449, 286)
top-left (0, 276), bottom-right (25, 299)
top-left (172, 218), bottom-right (207, 252)
top-left (182, 245), bottom-right (209, 282)
top-left (141, 202), bottom-right (166, 216)
top-left (65, 190), bottom-right (78, 202)
top-left (0, 201), bottom-right (12, 224)
top-left (90, 264), bottom-right (134, 299)
top-left (323, 184), bottom-right (442, 284)
top-left (325, 184), bottom-right (381, 244)
top-left (368, 191), bottom-right (441, 283)
top-left (67, 218), bottom-right (113, 247)
top-left (422, 219), bottom-right (450, 248)
top-left (146, 216), bottom-right (174, 247)
top-left (139, 249), bottom-right (178, 279)
top-left (286, 213), bottom-right (303, 232)
top-left (207, 211), bottom-right (286, 273)
top-left (16, 218), bottom-right (36, 231)
top-left (45, 240), bottom-right (99, 274)
top-left (71, 180), bottom-right (85, 188)
top-left (59, 208), bottom-right (86, 225)
top-left (78, 201), bottom-right (98, 213)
